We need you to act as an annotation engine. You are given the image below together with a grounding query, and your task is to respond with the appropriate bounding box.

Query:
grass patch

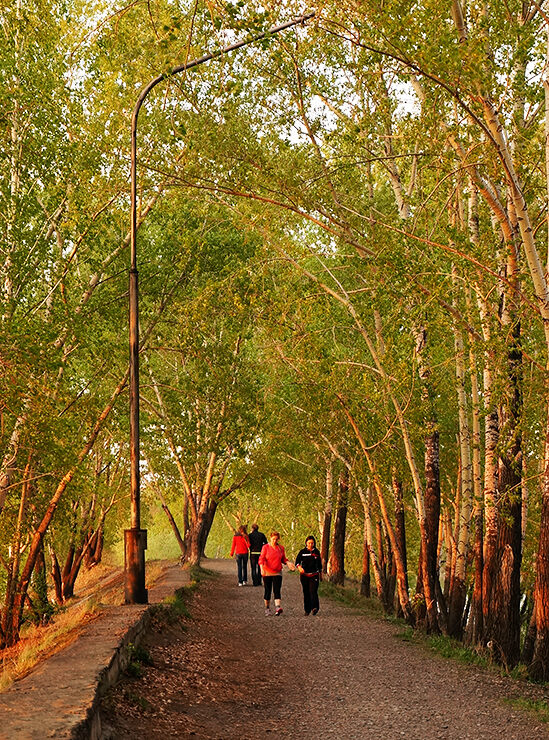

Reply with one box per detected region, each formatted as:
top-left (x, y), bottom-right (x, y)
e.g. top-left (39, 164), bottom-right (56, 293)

top-left (426, 634), bottom-right (488, 668)
top-left (125, 643), bottom-right (154, 678)
top-left (185, 563), bottom-right (216, 585)
top-left (395, 626), bottom-right (415, 642)
top-left (503, 697), bottom-right (549, 723)
top-left (394, 627), bottom-right (492, 670)
top-left (396, 627), bottom-right (537, 683)
top-left (319, 579), bottom-right (385, 618)
top-left (150, 563), bottom-right (215, 627)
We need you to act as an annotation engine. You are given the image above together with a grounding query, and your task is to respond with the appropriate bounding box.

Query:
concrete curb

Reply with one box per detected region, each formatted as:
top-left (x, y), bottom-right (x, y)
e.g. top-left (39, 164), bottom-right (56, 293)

top-left (71, 605), bottom-right (153, 740)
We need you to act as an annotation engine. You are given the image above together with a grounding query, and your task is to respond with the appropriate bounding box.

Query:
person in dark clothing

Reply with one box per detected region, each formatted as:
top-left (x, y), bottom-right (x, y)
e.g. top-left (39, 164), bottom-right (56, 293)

top-left (248, 523), bottom-right (267, 586)
top-left (295, 535), bottom-right (322, 615)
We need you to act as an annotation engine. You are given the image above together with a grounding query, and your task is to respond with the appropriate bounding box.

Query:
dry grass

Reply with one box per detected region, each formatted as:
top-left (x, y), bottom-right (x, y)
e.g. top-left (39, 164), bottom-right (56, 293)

top-left (0, 600), bottom-right (101, 691)
top-left (0, 557), bottom-right (169, 692)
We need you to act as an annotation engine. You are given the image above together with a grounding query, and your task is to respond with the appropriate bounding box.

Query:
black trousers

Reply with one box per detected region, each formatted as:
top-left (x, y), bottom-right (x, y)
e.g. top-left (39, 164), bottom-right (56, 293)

top-left (263, 574), bottom-right (282, 601)
top-left (250, 553), bottom-right (262, 585)
top-left (300, 574), bottom-right (320, 613)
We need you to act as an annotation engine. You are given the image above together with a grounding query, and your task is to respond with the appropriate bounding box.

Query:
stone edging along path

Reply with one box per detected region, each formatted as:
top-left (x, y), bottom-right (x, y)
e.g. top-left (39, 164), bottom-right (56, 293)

top-left (0, 562), bottom-right (189, 740)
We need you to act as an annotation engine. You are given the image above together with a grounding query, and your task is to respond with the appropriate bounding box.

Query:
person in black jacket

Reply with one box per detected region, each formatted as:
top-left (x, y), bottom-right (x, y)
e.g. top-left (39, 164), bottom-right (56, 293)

top-left (248, 523), bottom-right (268, 586)
top-left (295, 535), bottom-right (323, 615)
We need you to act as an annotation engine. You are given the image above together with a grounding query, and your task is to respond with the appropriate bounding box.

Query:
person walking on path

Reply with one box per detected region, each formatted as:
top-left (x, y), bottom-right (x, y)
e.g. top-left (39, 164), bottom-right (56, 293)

top-left (295, 535), bottom-right (322, 615)
top-left (248, 523), bottom-right (267, 586)
top-left (230, 525), bottom-right (250, 585)
top-left (259, 531), bottom-right (294, 616)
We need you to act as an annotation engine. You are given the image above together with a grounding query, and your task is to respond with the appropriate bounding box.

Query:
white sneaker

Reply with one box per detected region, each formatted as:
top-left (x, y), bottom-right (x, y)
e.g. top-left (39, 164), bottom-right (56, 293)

top-left (238, 582), bottom-right (243, 586)
top-left (265, 608), bottom-right (271, 616)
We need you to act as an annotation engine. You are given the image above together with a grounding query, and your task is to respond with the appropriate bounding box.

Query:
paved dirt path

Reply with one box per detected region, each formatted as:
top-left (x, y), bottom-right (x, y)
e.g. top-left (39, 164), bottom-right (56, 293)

top-left (100, 559), bottom-right (549, 739)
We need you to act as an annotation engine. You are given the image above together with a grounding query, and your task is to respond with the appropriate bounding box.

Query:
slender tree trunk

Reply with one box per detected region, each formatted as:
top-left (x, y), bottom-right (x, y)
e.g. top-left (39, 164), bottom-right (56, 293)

top-left (413, 322), bottom-right (440, 633)
top-left (50, 548), bottom-right (63, 605)
top-left (489, 318), bottom-right (523, 666)
top-left (384, 524), bottom-right (397, 610)
top-left (392, 474), bottom-right (408, 615)
top-left (321, 460), bottom-right (333, 575)
top-left (361, 516), bottom-right (371, 598)
top-left (466, 314), bottom-right (484, 646)
top-left (376, 519), bottom-right (387, 588)
top-left (528, 402), bottom-right (549, 679)
top-left (157, 489), bottom-right (186, 557)
top-left (368, 472), bottom-right (414, 623)
top-left (443, 511), bottom-right (453, 600)
top-left (358, 486), bottom-right (388, 609)
top-left (422, 427), bottom-right (441, 633)
top-left (448, 305), bottom-right (473, 638)
top-left (328, 470), bottom-right (348, 585)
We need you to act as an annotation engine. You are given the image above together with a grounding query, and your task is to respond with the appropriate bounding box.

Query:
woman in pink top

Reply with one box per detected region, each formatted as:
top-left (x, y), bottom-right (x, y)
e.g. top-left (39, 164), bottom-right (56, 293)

top-left (259, 531), bottom-right (295, 616)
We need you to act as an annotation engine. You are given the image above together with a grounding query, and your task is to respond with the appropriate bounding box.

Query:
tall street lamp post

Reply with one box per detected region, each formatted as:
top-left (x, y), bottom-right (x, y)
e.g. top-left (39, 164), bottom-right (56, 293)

top-left (125, 12), bottom-right (315, 603)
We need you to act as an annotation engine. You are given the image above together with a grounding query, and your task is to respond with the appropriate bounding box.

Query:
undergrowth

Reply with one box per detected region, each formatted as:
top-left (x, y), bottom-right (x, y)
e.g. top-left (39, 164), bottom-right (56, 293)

top-left (125, 643), bottom-right (154, 678)
top-left (150, 564), bottom-right (215, 627)
top-left (503, 697), bottom-right (549, 723)
top-left (319, 579), bottom-right (384, 619)
top-left (395, 627), bottom-right (534, 680)
top-left (0, 600), bottom-right (101, 692)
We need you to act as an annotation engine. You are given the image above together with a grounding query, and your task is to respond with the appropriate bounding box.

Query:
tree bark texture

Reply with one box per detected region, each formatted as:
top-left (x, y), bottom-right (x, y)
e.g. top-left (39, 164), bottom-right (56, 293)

top-left (328, 470), bottom-right (348, 585)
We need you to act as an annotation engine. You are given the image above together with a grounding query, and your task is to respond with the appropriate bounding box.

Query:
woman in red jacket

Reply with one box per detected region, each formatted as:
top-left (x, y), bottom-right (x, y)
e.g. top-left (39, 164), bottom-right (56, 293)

top-left (259, 531), bottom-right (295, 615)
top-left (230, 525), bottom-right (250, 585)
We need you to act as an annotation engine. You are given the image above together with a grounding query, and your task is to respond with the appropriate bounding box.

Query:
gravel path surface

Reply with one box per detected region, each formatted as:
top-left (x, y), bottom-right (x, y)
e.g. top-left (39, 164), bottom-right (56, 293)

top-left (100, 559), bottom-right (549, 739)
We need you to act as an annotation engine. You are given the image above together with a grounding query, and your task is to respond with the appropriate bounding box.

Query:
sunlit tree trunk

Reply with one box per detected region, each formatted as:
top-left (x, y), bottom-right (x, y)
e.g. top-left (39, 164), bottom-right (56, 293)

top-left (358, 486), bottom-right (387, 607)
top-left (392, 473), bottom-right (408, 616)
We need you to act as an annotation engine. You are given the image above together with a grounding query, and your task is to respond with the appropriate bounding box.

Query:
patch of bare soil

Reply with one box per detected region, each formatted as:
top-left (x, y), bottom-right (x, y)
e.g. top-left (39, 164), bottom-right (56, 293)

top-left (99, 559), bottom-right (549, 740)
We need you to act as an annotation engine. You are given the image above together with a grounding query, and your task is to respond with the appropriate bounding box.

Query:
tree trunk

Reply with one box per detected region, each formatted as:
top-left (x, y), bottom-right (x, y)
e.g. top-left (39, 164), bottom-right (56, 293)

top-left (328, 470), bottom-right (348, 585)
top-left (360, 519), bottom-right (371, 598)
top-left (447, 305), bottom-right (473, 639)
top-left (84, 527), bottom-right (104, 568)
top-left (159, 494), bottom-right (186, 557)
top-left (421, 427), bottom-right (441, 633)
top-left (412, 322), bottom-right (440, 633)
top-left (466, 319), bottom-right (484, 647)
top-left (358, 486), bottom-right (388, 609)
top-left (199, 499), bottom-right (218, 558)
top-left (50, 548), bottom-right (63, 605)
top-left (528, 402), bottom-right (549, 679)
top-left (184, 507), bottom-right (215, 566)
top-left (392, 474), bottom-right (408, 616)
top-left (320, 460), bottom-right (333, 575)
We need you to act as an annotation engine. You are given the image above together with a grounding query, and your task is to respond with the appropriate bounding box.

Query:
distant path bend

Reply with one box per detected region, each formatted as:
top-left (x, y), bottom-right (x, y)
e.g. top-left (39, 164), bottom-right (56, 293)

top-left (101, 558), bottom-right (549, 739)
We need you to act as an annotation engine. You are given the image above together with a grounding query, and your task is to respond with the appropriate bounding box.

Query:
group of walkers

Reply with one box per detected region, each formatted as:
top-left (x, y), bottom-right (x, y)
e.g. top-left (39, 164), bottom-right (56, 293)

top-left (230, 525), bottom-right (322, 617)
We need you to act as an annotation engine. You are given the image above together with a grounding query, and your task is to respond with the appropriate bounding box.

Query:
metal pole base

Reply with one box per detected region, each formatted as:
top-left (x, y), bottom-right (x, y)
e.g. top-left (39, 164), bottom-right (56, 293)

top-left (124, 528), bottom-right (148, 604)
